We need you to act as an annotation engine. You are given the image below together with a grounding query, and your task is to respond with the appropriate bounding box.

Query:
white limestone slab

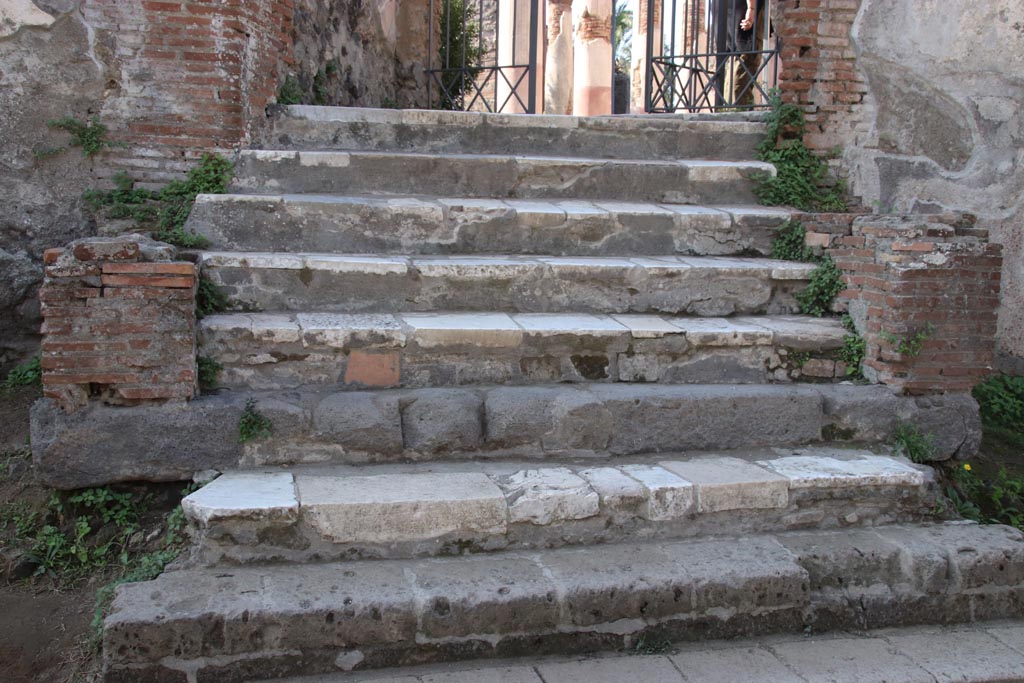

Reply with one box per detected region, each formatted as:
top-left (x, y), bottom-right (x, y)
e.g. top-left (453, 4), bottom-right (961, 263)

top-left (297, 151), bottom-right (351, 167)
top-left (592, 200), bottom-right (676, 216)
top-left (758, 455), bottom-right (927, 489)
top-left (302, 254), bottom-right (409, 275)
top-left (182, 472), bottom-right (298, 525)
top-left (769, 260), bottom-right (818, 280)
top-left (248, 314), bottom-right (302, 344)
top-left (720, 205), bottom-right (793, 223)
top-left (579, 467), bottom-right (647, 513)
top-left (514, 313), bottom-right (629, 336)
top-left (297, 313), bottom-right (405, 348)
top-left (402, 312), bottom-right (523, 348)
top-left (736, 315), bottom-right (847, 350)
top-left (297, 472), bottom-right (507, 544)
top-left (538, 256), bottom-right (636, 269)
top-left (412, 256), bottom-right (537, 278)
top-left (497, 468), bottom-right (600, 526)
top-left (611, 315), bottom-right (683, 339)
top-left (660, 457), bottom-right (789, 513)
top-left (554, 200), bottom-right (607, 217)
top-left (668, 317), bottom-right (773, 346)
top-left (246, 150), bottom-right (298, 162)
top-left (620, 465), bottom-right (694, 521)
top-left (199, 314), bottom-right (254, 334)
top-left (201, 251), bottom-right (305, 270)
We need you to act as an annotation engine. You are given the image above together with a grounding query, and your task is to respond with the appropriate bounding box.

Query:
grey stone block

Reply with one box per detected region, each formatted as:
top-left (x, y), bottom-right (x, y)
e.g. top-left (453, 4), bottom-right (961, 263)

top-left (313, 392), bottom-right (403, 454)
top-left (30, 395), bottom-right (245, 489)
top-left (590, 384), bottom-right (823, 454)
top-left (538, 657), bottom-right (685, 683)
top-left (670, 645), bottom-right (804, 683)
top-left (888, 627), bottom-right (1024, 683)
top-left (401, 389), bottom-right (483, 453)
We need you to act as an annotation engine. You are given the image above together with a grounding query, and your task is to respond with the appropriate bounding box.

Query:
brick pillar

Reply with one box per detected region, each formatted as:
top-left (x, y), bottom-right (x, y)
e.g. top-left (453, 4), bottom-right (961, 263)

top-left (833, 215), bottom-right (1002, 394)
top-left (40, 235), bottom-right (198, 412)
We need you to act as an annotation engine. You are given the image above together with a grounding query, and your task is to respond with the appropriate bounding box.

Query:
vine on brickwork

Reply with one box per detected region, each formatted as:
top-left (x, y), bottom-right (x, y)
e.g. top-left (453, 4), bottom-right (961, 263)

top-left (755, 91), bottom-right (847, 212)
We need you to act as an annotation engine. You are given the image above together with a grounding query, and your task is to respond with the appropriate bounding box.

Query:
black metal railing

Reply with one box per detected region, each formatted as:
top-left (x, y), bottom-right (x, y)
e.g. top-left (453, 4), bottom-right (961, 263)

top-left (645, 0), bottom-right (779, 113)
top-left (427, 0), bottom-right (540, 113)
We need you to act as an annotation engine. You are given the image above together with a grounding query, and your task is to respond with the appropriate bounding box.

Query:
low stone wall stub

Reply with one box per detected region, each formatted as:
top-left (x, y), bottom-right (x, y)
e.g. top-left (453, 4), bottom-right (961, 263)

top-left (39, 234), bottom-right (198, 412)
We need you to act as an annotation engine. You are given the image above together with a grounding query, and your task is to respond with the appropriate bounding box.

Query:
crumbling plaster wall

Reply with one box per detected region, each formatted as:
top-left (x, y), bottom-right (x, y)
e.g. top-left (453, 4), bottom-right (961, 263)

top-left (846, 0), bottom-right (1024, 370)
top-left (0, 2), bottom-right (106, 368)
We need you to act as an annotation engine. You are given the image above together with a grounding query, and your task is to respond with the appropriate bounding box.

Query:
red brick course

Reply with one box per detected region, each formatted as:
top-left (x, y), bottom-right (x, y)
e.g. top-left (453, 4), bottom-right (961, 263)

top-left (39, 235), bottom-right (198, 411)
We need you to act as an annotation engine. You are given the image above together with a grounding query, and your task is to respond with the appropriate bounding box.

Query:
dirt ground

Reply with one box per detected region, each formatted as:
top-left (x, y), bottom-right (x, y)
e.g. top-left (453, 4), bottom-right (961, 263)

top-left (1, 386), bottom-right (100, 683)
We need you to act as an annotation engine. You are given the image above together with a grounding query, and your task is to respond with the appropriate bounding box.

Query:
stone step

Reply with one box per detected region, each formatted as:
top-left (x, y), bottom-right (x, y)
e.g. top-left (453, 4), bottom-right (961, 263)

top-left (198, 252), bottom-right (814, 316)
top-left (103, 522), bottom-right (1024, 682)
top-left (198, 312), bottom-right (849, 390)
top-left (32, 383), bottom-right (980, 488)
top-left (232, 150), bottom-right (774, 204)
top-left (264, 105), bottom-right (767, 161)
top-left (187, 193), bottom-right (792, 257)
top-left (181, 449), bottom-right (935, 566)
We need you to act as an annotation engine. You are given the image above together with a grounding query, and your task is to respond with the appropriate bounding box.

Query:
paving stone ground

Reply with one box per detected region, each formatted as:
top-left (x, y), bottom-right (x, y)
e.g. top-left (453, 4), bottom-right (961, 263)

top-left (266, 621), bottom-right (1024, 683)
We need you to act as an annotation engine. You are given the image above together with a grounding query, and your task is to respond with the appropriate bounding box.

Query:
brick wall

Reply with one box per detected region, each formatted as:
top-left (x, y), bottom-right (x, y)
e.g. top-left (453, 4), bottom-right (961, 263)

top-left (83, 0), bottom-right (295, 187)
top-left (40, 235), bottom-right (198, 412)
top-left (832, 215), bottom-right (1001, 394)
top-left (775, 0), bottom-right (869, 157)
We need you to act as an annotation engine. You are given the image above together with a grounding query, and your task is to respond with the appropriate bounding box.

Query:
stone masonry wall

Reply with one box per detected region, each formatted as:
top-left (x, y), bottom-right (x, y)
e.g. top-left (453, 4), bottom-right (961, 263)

top-left (39, 235), bottom-right (198, 412)
top-left (774, 0), bottom-right (1024, 371)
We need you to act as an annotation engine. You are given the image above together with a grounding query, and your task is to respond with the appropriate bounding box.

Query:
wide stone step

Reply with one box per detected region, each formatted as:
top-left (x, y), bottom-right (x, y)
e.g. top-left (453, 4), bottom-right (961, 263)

top-left (232, 150), bottom-right (773, 204)
top-left (187, 194), bottom-right (792, 257)
top-left (198, 312), bottom-right (848, 390)
top-left (103, 523), bottom-right (1024, 682)
top-left (198, 252), bottom-right (813, 316)
top-left (181, 449), bottom-right (934, 566)
top-left (32, 383), bottom-right (981, 488)
top-left (264, 105), bottom-right (766, 161)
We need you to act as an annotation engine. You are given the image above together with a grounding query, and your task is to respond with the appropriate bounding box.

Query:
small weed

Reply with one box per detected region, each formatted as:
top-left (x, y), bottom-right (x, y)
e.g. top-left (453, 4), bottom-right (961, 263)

top-left (2, 355), bottom-right (42, 390)
top-left (278, 75), bottom-right (303, 105)
top-left (196, 277), bottom-right (231, 319)
top-left (771, 220), bottom-right (814, 262)
top-left (943, 463), bottom-right (1024, 532)
top-left (42, 116), bottom-right (124, 158)
top-left (788, 350), bottom-right (811, 368)
top-left (239, 399), bottom-right (273, 443)
top-left (891, 422), bottom-right (936, 464)
top-left (197, 356), bottom-right (222, 390)
top-left (83, 154), bottom-right (231, 246)
top-left (634, 635), bottom-right (674, 655)
top-left (755, 91), bottom-right (848, 212)
top-left (838, 315), bottom-right (865, 379)
top-left (796, 256), bottom-right (845, 317)
top-left (880, 323), bottom-right (936, 358)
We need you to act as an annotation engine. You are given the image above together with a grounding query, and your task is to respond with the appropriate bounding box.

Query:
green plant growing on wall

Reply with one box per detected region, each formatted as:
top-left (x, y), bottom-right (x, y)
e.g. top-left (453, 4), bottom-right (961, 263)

top-left (238, 399), bottom-right (273, 443)
top-left (196, 277), bottom-right (231, 319)
top-left (880, 323), bottom-right (936, 358)
top-left (838, 315), bottom-right (865, 379)
top-left (438, 0), bottom-right (486, 110)
top-left (755, 91), bottom-right (847, 212)
top-left (795, 256), bottom-right (844, 317)
top-left (891, 422), bottom-right (936, 464)
top-left (83, 154), bottom-right (231, 249)
top-left (771, 220), bottom-right (815, 262)
top-left (38, 116), bottom-right (125, 158)
top-left (2, 355), bottom-right (42, 390)
top-left (197, 356), bottom-right (223, 390)
top-left (278, 75), bottom-right (303, 105)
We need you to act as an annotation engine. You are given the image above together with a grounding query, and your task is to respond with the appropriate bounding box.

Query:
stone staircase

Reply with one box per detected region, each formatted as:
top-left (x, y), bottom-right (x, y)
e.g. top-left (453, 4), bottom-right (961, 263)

top-left (100, 107), bottom-right (1022, 683)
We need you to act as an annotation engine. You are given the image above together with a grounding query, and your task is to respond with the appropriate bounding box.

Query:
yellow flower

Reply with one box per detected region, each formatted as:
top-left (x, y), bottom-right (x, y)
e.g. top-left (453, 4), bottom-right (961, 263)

top-left (963, 463), bottom-right (972, 472)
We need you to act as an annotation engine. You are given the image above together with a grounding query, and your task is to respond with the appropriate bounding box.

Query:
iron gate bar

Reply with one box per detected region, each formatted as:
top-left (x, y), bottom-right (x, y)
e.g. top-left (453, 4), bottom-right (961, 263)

top-left (645, 0), bottom-right (779, 113)
top-left (426, 0), bottom-right (540, 113)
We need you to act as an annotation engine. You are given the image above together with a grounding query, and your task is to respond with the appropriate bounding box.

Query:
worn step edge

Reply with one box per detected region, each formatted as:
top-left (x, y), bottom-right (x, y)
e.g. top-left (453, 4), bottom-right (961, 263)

top-left (198, 312), bottom-right (848, 390)
top-left (197, 253), bottom-right (812, 316)
top-left (181, 449), bottom-right (935, 566)
top-left (263, 106), bottom-right (767, 161)
top-left (31, 384), bottom-right (982, 490)
top-left (231, 151), bottom-right (773, 203)
top-left (102, 522), bottom-right (1024, 683)
top-left (187, 194), bottom-right (792, 257)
